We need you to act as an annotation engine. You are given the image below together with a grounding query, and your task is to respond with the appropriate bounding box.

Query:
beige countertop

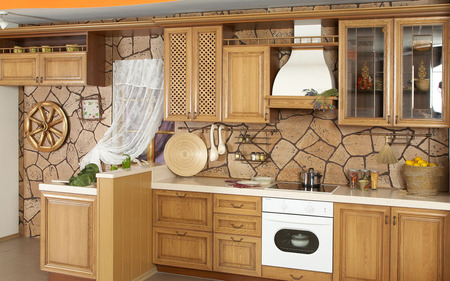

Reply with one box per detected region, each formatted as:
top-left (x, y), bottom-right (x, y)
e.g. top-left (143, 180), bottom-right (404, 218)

top-left (152, 166), bottom-right (450, 211)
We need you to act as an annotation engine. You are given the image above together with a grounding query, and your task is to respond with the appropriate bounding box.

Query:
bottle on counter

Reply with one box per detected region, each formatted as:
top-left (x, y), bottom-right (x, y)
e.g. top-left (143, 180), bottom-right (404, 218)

top-left (348, 169), bottom-right (359, 189)
top-left (370, 170), bottom-right (379, 190)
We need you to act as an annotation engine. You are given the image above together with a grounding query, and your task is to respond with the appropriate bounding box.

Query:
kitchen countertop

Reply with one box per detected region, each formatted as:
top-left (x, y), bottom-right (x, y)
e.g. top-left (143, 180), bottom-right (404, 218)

top-left (152, 166), bottom-right (450, 211)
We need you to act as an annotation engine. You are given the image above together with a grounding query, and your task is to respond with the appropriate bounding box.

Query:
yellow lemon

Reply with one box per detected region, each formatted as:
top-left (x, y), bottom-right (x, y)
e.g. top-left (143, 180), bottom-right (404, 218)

top-left (428, 163), bottom-right (437, 167)
top-left (420, 163), bottom-right (428, 167)
top-left (414, 156), bottom-right (423, 162)
top-left (413, 163), bottom-right (420, 167)
top-left (405, 160), bottom-right (414, 166)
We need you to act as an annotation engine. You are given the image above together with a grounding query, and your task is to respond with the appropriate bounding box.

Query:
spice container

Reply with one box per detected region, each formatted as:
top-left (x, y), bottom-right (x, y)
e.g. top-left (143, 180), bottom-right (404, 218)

top-left (370, 170), bottom-right (379, 190)
top-left (235, 151), bottom-right (242, 160)
top-left (41, 45), bottom-right (53, 52)
top-left (245, 134), bottom-right (251, 143)
top-left (348, 169), bottom-right (359, 189)
top-left (251, 152), bottom-right (256, 161)
top-left (259, 153), bottom-right (266, 161)
top-left (13, 46), bottom-right (23, 53)
top-left (359, 179), bottom-right (370, 191)
top-left (238, 134), bottom-right (244, 143)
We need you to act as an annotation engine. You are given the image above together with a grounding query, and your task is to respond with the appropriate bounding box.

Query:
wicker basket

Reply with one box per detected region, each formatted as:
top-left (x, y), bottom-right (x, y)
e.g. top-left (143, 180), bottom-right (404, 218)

top-left (402, 165), bottom-right (444, 196)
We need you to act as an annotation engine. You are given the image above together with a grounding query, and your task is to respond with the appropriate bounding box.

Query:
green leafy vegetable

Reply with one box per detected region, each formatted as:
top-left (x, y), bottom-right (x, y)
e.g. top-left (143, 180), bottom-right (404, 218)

top-left (312, 88), bottom-right (339, 113)
top-left (122, 154), bottom-right (131, 169)
top-left (69, 163), bottom-right (99, 187)
top-left (111, 165), bottom-right (118, 171)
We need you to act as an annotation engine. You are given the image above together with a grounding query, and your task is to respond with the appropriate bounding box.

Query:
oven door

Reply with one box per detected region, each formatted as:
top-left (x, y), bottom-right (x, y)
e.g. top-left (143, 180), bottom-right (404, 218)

top-left (262, 212), bottom-right (333, 273)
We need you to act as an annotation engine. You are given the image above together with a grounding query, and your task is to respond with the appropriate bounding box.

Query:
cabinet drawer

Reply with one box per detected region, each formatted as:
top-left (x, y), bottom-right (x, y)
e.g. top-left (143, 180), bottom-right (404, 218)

top-left (153, 190), bottom-right (212, 231)
top-left (263, 266), bottom-right (332, 281)
top-left (153, 227), bottom-right (212, 271)
top-left (213, 233), bottom-right (261, 277)
top-left (214, 213), bottom-right (261, 236)
top-left (214, 194), bottom-right (261, 216)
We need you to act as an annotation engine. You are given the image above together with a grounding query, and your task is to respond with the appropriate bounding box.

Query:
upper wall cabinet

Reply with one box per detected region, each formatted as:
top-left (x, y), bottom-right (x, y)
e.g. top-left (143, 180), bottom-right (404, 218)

top-left (164, 26), bottom-right (222, 122)
top-left (0, 32), bottom-right (105, 86)
top-left (338, 17), bottom-right (449, 128)
top-left (223, 45), bottom-right (278, 124)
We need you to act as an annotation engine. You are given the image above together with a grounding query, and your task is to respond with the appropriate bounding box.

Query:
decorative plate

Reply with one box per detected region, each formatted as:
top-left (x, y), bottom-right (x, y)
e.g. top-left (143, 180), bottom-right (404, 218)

top-left (164, 133), bottom-right (207, 177)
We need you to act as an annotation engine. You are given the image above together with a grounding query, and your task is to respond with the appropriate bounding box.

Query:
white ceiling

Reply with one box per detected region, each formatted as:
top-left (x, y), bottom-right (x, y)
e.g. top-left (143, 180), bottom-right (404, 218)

top-left (2, 0), bottom-right (405, 25)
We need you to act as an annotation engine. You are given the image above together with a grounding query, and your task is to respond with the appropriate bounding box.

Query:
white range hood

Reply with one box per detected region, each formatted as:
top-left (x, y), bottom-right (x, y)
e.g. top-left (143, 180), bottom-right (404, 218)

top-left (272, 19), bottom-right (335, 96)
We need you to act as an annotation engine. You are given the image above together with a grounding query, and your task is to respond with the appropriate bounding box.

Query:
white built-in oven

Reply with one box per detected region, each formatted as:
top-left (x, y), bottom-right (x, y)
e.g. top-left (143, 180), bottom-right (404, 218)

top-left (262, 197), bottom-right (333, 273)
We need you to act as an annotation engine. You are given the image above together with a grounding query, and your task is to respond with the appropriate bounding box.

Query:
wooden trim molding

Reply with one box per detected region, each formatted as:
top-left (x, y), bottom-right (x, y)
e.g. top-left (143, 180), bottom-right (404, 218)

top-left (0, 233), bottom-right (20, 242)
top-left (0, 4), bottom-right (448, 36)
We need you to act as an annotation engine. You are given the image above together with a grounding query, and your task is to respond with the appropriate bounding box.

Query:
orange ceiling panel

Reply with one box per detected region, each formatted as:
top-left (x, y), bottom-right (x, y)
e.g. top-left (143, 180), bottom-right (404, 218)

top-left (3, 0), bottom-right (177, 9)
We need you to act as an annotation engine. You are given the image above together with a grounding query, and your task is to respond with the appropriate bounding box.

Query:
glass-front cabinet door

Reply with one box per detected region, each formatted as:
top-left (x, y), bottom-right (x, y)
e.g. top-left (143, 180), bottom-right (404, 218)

top-left (394, 18), bottom-right (449, 127)
top-left (339, 19), bottom-right (393, 126)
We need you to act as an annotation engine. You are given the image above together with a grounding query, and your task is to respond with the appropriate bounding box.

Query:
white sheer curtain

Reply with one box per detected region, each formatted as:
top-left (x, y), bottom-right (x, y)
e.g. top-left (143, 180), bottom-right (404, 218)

top-left (80, 59), bottom-right (164, 171)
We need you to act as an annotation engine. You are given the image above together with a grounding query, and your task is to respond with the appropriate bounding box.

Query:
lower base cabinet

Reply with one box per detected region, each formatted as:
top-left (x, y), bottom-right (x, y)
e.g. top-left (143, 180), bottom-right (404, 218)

top-left (262, 266), bottom-right (332, 281)
top-left (334, 203), bottom-right (450, 281)
top-left (213, 233), bottom-right (261, 276)
top-left (153, 227), bottom-right (212, 271)
top-left (40, 192), bottom-right (96, 279)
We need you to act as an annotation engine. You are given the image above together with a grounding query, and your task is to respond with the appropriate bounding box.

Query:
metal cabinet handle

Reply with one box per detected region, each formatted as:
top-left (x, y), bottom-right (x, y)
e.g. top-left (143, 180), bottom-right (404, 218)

top-left (231, 237), bottom-right (243, 242)
top-left (231, 203), bottom-right (243, 208)
top-left (265, 113), bottom-right (268, 121)
top-left (231, 223), bottom-right (243, 229)
top-left (393, 216), bottom-right (397, 226)
top-left (187, 111), bottom-right (190, 119)
top-left (40, 77), bottom-right (43, 83)
top-left (385, 215), bottom-right (389, 225)
top-left (193, 111), bottom-right (197, 119)
top-left (290, 274), bottom-right (303, 280)
top-left (176, 231), bottom-right (187, 236)
top-left (176, 192), bottom-right (187, 198)
top-left (395, 115), bottom-right (399, 124)
top-left (387, 115), bottom-right (391, 124)
top-left (36, 77), bottom-right (39, 83)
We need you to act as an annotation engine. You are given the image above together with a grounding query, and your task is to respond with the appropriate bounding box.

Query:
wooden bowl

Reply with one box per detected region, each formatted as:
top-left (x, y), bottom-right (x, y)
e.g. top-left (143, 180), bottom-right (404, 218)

top-left (164, 132), bottom-right (207, 177)
top-left (415, 79), bottom-right (430, 91)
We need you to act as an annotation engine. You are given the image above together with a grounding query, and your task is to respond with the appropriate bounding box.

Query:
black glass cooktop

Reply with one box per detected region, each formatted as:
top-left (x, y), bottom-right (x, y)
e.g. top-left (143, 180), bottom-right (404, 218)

top-left (268, 182), bottom-right (339, 193)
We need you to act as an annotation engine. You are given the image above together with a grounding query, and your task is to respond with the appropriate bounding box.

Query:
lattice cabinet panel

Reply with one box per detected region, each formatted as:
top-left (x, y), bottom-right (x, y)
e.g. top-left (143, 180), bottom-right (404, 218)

top-left (193, 26), bottom-right (222, 122)
top-left (164, 28), bottom-right (192, 121)
top-left (164, 26), bottom-right (222, 122)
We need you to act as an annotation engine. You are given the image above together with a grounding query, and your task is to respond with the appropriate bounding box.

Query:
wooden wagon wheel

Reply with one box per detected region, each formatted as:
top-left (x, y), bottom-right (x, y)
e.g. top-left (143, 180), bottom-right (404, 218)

top-left (25, 101), bottom-right (69, 152)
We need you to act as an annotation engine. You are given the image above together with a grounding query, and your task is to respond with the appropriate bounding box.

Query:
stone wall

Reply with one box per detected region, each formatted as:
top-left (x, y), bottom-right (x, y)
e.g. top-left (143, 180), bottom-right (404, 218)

top-left (18, 0), bottom-right (449, 237)
top-left (184, 111), bottom-right (448, 190)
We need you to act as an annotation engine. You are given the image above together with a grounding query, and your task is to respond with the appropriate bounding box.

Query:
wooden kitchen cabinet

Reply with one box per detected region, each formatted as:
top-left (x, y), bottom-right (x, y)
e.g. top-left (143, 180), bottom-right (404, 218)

top-left (338, 17), bottom-right (449, 127)
top-left (262, 265), bottom-right (332, 281)
top-left (213, 233), bottom-right (261, 277)
top-left (40, 191), bottom-right (97, 279)
top-left (334, 203), bottom-right (450, 281)
top-left (0, 32), bottom-right (104, 86)
top-left (153, 190), bottom-right (213, 271)
top-left (213, 194), bottom-right (262, 277)
top-left (164, 26), bottom-right (222, 122)
top-left (153, 189), bottom-right (213, 231)
top-left (153, 227), bottom-right (212, 271)
top-left (223, 45), bottom-right (278, 123)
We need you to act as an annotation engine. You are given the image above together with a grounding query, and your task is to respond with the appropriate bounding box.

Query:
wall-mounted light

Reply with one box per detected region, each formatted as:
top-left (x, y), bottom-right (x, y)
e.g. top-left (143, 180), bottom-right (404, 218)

top-left (0, 11), bottom-right (8, 29)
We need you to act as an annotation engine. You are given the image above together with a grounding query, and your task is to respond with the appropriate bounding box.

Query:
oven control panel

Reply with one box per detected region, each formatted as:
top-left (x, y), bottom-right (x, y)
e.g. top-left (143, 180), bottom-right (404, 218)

top-left (262, 197), bottom-right (333, 217)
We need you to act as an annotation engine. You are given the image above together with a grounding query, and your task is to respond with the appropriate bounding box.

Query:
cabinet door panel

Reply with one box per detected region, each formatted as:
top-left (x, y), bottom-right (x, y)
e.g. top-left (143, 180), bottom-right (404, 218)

top-left (153, 227), bottom-right (212, 271)
top-left (263, 265), bottom-right (332, 281)
top-left (214, 213), bottom-right (261, 236)
top-left (164, 27), bottom-right (192, 121)
top-left (213, 233), bottom-right (261, 276)
top-left (214, 194), bottom-right (261, 216)
top-left (0, 54), bottom-right (38, 85)
top-left (394, 18), bottom-right (449, 127)
top-left (223, 46), bottom-right (270, 123)
top-left (391, 207), bottom-right (450, 281)
top-left (153, 190), bottom-right (212, 231)
top-left (338, 19), bottom-right (393, 126)
top-left (40, 53), bottom-right (86, 85)
top-left (334, 203), bottom-right (390, 281)
top-left (192, 26), bottom-right (222, 122)
top-left (40, 192), bottom-right (96, 279)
